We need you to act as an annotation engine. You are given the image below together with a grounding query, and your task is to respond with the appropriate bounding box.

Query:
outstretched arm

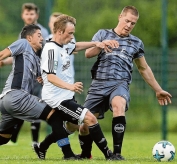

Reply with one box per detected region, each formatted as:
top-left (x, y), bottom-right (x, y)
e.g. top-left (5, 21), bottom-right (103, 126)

top-left (75, 41), bottom-right (105, 52)
top-left (85, 40), bottom-right (119, 58)
top-left (0, 48), bottom-right (12, 61)
top-left (0, 57), bottom-right (13, 67)
top-left (134, 56), bottom-right (172, 105)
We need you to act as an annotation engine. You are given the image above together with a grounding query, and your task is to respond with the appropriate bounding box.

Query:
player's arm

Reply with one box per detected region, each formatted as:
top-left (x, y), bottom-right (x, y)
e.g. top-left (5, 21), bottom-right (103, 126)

top-left (134, 56), bottom-right (172, 105)
top-left (85, 40), bottom-right (119, 58)
top-left (75, 41), bottom-right (105, 52)
top-left (47, 74), bottom-right (83, 94)
top-left (0, 48), bottom-right (12, 61)
top-left (0, 57), bottom-right (13, 67)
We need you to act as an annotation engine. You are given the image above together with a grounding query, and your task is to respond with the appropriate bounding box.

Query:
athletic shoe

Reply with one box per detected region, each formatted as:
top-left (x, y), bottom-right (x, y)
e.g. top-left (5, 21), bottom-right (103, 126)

top-left (106, 150), bottom-right (123, 160)
top-left (76, 154), bottom-right (92, 159)
top-left (114, 153), bottom-right (125, 160)
top-left (31, 141), bottom-right (38, 148)
top-left (33, 143), bottom-right (46, 160)
top-left (62, 155), bottom-right (81, 160)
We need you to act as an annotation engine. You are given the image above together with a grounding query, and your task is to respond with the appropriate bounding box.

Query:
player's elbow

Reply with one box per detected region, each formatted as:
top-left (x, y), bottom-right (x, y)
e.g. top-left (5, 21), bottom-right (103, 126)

top-left (85, 50), bottom-right (92, 58)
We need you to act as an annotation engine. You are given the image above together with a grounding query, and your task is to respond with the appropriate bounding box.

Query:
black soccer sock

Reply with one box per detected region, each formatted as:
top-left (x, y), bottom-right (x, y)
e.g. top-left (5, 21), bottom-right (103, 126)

top-left (46, 110), bottom-right (75, 157)
top-left (11, 120), bottom-right (24, 143)
top-left (39, 132), bottom-right (55, 150)
top-left (112, 116), bottom-right (126, 154)
top-left (79, 134), bottom-right (93, 157)
top-left (39, 132), bottom-right (74, 158)
top-left (89, 123), bottom-right (109, 158)
top-left (31, 122), bottom-right (40, 142)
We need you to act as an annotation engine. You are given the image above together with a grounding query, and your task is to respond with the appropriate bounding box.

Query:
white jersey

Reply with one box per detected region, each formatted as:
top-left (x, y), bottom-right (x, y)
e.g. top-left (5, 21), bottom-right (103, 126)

top-left (40, 40), bottom-right (76, 108)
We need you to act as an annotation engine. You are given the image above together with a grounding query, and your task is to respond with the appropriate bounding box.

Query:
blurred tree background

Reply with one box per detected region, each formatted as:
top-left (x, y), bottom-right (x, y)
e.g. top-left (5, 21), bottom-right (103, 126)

top-left (0, 0), bottom-right (177, 133)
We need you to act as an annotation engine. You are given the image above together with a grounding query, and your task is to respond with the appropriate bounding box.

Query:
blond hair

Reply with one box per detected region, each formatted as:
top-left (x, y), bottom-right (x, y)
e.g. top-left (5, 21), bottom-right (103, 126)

top-left (53, 14), bottom-right (76, 34)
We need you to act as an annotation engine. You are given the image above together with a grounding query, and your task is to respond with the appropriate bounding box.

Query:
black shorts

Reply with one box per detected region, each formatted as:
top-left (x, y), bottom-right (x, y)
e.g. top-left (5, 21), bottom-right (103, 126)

top-left (59, 98), bottom-right (88, 125)
top-left (84, 79), bottom-right (130, 119)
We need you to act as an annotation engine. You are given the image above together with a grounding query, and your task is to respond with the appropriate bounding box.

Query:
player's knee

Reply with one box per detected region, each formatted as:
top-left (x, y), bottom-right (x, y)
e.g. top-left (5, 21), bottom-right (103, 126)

top-left (64, 121), bottom-right (79, 135)
top-left (0, 135), bottom-right (11, 145)
top-left (84, 111), bottom-right (97, 126)
top-left (79, 124), bottom-right (89, 135)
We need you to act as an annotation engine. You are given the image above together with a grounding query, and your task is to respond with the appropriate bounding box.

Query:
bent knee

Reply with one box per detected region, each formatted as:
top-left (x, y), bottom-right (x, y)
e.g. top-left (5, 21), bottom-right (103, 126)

top-left (79, 124), bottom-right (89, 135)
top-left (84, 111), bottom-right (97, 126)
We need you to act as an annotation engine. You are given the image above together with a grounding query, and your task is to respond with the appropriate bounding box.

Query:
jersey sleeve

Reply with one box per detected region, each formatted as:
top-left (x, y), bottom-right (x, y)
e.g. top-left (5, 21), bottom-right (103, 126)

top-left (92, 29), bottom-right (106, 42)
top-left (41, 45), bottom-right (59, 75)
top-left (67, 39), bottom-right (76, 55)
top-left (134, 41), bottom-right (145, 59)
top-left (8, 39), bottom-right (28, 56)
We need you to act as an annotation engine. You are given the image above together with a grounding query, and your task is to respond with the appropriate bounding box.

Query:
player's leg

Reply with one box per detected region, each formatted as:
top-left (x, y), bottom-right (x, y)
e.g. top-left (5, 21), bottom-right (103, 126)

top-left (60, 99), bottom-right (120, 160)
top-left (0, 98), bottom-right (23, 145)
top-left (65, 121), bottom-right (93, 159)
top-left (31, 120), bottom-right (41, 144)
top-left (109, 81), bottom-right (130, 160)
top-left (31, 82), bottom-right (42, 145)
top-left (2, 90), bottom-right (77, 160)
top-left (10, 120), bottom-right (24, 143)
top-left (38, 108), bottom-right (77, 160)
top-left (77, 83), bottom-right (107, 159)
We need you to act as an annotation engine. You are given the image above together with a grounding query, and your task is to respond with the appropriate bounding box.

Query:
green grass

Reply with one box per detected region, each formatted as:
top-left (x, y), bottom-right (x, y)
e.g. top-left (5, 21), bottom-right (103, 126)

top-left (0, 123), bottom-right (176, 164)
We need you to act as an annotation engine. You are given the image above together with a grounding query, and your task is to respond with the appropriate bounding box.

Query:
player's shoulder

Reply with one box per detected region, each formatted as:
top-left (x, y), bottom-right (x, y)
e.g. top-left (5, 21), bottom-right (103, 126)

top-left (129, 34), bottom-right (141, 42)
top-left (11, 38), bottom-right (29, 48)
top-left (96, 28), bottom-right (112, 34)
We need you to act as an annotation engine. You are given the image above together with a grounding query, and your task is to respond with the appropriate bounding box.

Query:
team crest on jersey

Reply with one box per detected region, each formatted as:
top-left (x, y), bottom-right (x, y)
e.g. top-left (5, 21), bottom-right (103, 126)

top-left (54, 61), bottom-right (58, 70)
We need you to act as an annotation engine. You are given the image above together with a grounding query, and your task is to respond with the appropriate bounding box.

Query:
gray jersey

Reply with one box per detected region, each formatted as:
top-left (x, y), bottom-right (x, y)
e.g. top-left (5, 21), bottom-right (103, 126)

top-left (2, 39), bottom-right (41, 95)
top-left (91, 29), bottom-right (144, 84)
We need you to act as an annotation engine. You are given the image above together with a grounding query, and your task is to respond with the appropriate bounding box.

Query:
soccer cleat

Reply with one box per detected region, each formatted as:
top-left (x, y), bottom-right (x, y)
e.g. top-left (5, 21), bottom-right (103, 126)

top-left (62, 154), bottom-right (81, 160)
top-left (76, 154), bottom-right (92, 159)
top-left (33, 143), bottom-right (46, 160)
top-left (114, 153), bottom-right (125, 160)
top-left (106, 150), bottom-right (124, 160)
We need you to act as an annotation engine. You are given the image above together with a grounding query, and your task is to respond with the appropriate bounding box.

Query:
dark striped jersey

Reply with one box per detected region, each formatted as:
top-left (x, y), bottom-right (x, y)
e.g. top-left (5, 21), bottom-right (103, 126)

top-left (2, 39), bottom-right (41, 95)
top-left (91, 29), bottom-right (144, 84)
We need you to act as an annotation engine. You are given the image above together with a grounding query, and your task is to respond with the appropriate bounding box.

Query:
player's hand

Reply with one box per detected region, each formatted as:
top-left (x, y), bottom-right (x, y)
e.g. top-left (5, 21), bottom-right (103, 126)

top-left (36, 76), bottom-right (43, 84)
top-left (0, 61), bottom-right (4, 68)
top-left (71, 82), bottom-right (83, 94)
top-left (102, 40), bottom-right (119, 52)
top-left (156, 90), bottom-right (172, 105)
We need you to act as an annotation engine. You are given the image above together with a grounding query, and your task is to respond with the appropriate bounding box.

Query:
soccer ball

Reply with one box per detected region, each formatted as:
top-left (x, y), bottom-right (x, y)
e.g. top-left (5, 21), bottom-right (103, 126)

top-left (152, 140), bottom-right (175, 162)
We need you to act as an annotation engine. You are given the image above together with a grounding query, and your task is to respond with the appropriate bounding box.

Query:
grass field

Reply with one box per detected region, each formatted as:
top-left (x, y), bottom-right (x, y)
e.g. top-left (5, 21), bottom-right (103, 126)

top-left (0, 123), bottom-right (176, 164)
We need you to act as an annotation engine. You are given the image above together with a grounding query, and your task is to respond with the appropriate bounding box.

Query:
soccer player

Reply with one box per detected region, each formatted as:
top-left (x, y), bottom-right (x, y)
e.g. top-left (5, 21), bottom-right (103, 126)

top-left (6, 2), bottom-right (49, 146)
top-left (33, 14), bottom-right (121, 160)
top-left (0, 24), bottom-right (78, 159)
top-left (73, 5), bottom-right (172, 160)
top-left (46, 12), bottom-right (76, 76)
top-left (20, 3), bottom-right (49, 42)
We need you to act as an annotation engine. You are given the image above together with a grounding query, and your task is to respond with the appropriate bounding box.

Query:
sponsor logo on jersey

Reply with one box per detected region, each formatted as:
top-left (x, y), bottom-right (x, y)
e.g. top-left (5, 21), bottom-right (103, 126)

top-left (54, 61), bottom-right (58, 70)
top-left (62, 61), bottom-right (70, 71)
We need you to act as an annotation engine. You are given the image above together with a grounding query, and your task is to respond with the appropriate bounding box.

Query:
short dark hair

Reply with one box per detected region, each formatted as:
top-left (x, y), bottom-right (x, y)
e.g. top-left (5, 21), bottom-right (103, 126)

top-left (21, 24), bottom-right (41, 39)
top-left (21, 3), bottom-right (39, 14)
